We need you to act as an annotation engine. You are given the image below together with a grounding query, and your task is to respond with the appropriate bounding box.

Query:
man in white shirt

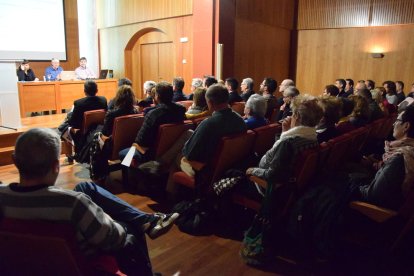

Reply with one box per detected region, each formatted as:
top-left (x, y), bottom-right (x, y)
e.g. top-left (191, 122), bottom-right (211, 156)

top-left (75, 57), bottom-right (96, 80)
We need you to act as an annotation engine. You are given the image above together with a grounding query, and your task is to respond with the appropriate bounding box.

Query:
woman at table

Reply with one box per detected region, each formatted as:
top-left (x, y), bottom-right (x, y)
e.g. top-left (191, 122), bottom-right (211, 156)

top-left (16, 60), bottom-right (38, 81)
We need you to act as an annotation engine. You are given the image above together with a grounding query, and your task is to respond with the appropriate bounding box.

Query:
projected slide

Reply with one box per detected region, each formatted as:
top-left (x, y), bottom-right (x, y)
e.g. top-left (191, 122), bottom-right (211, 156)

top-left (0, 0), bottom-right (66, 61)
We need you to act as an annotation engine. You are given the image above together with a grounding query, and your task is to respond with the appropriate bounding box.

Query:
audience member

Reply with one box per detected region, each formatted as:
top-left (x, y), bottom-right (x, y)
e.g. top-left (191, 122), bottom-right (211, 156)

top-left (383, 80), bottom-right (398, 105)
top-left (371, 87), bottom-right (389, 117)
top-left (355, 80), bottom-right (367, 92)
top-left (335, 79), bottom-right (348, 98)
top-left (0, 128), bottom-right (178, 275)
top-left (277, 86), bottom-right (300, 121)
top-left (244, 94), bottom-right (268, 129)
top-left (226, 77), bottom-right (242, 104)
top-left (278, 79), bottom-right (295, 105)
top-left (336, 97), bottom-right (356, 134)
top-left (172, 77), bottom-right (187, 102)
top-left (348, 95), bottom-right (370, 127)
top-left (396, 80), bottom-right (406, 104)
top-left (45, 58), bottom-right (63, 81)
top-left (119, 82), bottom-right (186, 163)
top-left (108, 78), bottom-right (134, 110)
top-left (240, 77), bottom-right (255, 102)
top-left (316, 96), bottom-right (341, 143)
top-left (137, 80), bottom-right (156, 111)
top-left (345, 78), bottom-right (354, 96)
top-left (181, 84), bottom-right (247, 174)
top-left (365, 79), bottom-right (375, 91)
top-left (186, 87), bottom-right (209, 119)
top-left (16, 59), bottom-right (38, 81)
top-left (356, 105), bottom-right (414, 210)
top-left (75, 57), bottom-right (96, 80)
top-left (359, 88), bottom-right (384, 122)
top-left (260, 77), bottom-right (278, 119)
top-left (324, 84), bottom-right (339, 97)
top-left (187, 78), bottom-right (203, 100)
top-left (203, 75), bottom-right (218, 88)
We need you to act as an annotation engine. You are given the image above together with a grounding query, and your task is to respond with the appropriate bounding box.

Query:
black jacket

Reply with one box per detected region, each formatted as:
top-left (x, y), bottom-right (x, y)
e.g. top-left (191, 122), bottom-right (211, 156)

top-left (68, 96), bottom-right (108, 129)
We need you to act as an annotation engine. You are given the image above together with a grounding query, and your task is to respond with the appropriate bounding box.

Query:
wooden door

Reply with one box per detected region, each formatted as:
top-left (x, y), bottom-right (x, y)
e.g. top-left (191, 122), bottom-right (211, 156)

top-left (141, 42), bottom-right (174, 85)
top-left (158, 42), bottom-right (174, 83)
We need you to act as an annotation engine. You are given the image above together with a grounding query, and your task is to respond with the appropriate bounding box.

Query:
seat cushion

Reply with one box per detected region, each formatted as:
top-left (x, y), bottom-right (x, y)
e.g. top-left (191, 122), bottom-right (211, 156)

top-left (173, 171), bottom-right (195, 188)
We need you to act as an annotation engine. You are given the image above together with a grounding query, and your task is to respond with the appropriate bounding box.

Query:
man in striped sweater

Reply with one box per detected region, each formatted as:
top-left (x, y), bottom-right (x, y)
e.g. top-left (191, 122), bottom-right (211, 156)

top-left (0, 128), bottom-right (178, 275)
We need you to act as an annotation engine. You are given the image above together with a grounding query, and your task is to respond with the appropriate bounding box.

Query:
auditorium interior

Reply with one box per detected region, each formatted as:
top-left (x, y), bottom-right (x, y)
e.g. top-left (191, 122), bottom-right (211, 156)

top-left (1, 0), bottom-right (414, 275)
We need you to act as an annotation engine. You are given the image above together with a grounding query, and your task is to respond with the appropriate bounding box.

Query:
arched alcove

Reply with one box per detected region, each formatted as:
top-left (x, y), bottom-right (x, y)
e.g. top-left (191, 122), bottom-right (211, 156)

top-left (124, 27), bottom-right (175, 98)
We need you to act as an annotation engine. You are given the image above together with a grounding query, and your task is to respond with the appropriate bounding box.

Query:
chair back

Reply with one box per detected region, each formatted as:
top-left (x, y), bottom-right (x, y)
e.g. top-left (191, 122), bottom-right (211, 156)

top-left (292, 148), bottom-right (319, 192)
top-left (177, 100), bottom-right (193, 110)
top-left (110, 114), bottom-right (145, 160)
top-left (252, 123), bottom-right (282, 156)
top-left (82, 109), bottom-right (106, 135)
top-left (210, 130), bottom-right (256, 183)
top-left (0, 218), bottom-right (90, 275)
top-left (377, 113), bottom-right (397, 140)
top-left (325, 134), bottom-right (353, 170)
top-left (154, 122), bottom-right (194, 158)
top-left (230, 101), bottom-right (245, 116)
top-left (369, 117), bottom-right (387, 140)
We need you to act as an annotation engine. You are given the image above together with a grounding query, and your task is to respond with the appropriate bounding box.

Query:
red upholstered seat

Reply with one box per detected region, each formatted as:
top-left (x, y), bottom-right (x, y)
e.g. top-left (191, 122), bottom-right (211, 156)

top-left (230, 101), bottom-right (246, 116)
top-left (177, 100), bottom-right (193, 110)
top-left (110, 114), bottom-right (144, 160)
top-left (82, 109), bottom-right (106, 135)
top-left (252, 123), bottom-right (282, 156)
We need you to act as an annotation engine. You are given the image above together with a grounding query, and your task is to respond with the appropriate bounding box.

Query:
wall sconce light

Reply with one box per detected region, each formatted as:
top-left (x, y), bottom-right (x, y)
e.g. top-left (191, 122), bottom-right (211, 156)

top-left (371, 53), bottom-right (384, 58)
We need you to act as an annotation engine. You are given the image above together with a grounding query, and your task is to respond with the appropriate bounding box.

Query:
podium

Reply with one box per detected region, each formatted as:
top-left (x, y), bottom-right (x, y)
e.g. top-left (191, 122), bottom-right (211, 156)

top-left (0, 62), bottom-right (21, 129)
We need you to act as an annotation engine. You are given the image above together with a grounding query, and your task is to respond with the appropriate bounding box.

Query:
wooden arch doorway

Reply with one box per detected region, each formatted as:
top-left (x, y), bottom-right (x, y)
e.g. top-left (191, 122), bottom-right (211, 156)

top-left (125, 28), bottom-right (175, 99)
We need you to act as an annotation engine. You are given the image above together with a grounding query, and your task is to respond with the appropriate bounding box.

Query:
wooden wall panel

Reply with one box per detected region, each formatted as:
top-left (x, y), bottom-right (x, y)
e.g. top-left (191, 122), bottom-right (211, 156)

top-left (236, 0), bottom-right (294, 30)
top-left (296, 25), bottom-right (414, 96)
top-left (233, 19), bottom-right (291, 89)
top-left (97, 0), bottom-right (192, 28)
top-left (29, 0), bottom-right (79, 78)
top-left (371, 0), bottom-right (414, 26)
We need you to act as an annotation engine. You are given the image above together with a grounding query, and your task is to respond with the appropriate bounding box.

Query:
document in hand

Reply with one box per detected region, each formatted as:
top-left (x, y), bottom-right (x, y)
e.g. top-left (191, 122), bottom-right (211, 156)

top-left (121, 146), bottom-right (136, 167)
top-left (62, 127), bottom-right (74, 146)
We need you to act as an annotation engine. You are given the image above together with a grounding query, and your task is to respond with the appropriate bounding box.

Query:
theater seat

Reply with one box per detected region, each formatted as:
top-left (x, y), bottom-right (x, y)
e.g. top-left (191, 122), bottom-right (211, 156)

top-left (110, 114), bottom-right (144, 160)
top-left (0, 218), bottom-right (123, 275)
top-left (252, 123), bottom-right (282, 156)
top-left (230, 101), bottom-right (245, 116)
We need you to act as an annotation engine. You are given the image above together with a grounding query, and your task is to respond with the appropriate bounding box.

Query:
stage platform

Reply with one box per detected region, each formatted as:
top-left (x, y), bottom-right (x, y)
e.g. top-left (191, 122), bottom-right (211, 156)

top-left (0, 114), bottom-right (67, 166)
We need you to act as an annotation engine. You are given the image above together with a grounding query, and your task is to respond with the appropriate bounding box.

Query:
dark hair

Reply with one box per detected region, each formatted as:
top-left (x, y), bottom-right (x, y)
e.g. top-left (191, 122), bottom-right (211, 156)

top-left (204, 76), bottom-right (218, 88)
top-left (263, 77), bottom-right (277, 93)
top-left (225, 78), bottom-right (239, 91)
top-left (118, 78), bottom-right (132, 87)
top-left (336, 79), bottom-right (346, 89)
top-left (346, 79), bottom-right (354, 87)
top-left (396, 81), bottom-right (404, 90)
top-left (79, 57), bottom-right (87, 61)
top-left (325, 84), bottom-right (339, 96)
top-left (114, 85), bottom-right (136, 110)
top-left (21, 59), bottom-right (29, 65)
top-left (383, 80), bottom-right (397, 95)
top-left (358, 88), bottom-right (373, 102)
top-left (340, 98), bottom-right (355, 117)
top-left (155, 81), bottom-right (173, 103)
top-left (401, 105), bottom-right (414, 138)
top-left (318, 96), bottom-right (342, 125)
top-left (173, 77), bottom-right (185, 90)
top-left (206, 84), bottom-right (229, 105)
top-left (366, 79), bottom-right (375, 90)
top-left (84, 80), bottom-right (98, 96)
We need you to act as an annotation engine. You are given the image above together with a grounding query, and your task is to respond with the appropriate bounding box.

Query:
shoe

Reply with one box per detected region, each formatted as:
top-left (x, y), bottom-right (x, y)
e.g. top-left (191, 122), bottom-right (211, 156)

top-left (66, 154), bottom-right (74, 165)
top-left (147, 213), bottom-right (179, 239)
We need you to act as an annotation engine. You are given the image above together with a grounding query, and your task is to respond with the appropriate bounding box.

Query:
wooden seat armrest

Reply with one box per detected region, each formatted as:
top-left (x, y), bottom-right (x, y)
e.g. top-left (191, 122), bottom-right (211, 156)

top-left (70, 128), bottom-right (80, 135)
top-left (249, 176), bottom-right (268, 189)
top-left (185, 159), bottom-right (206, 171)
top-left (132, 143), bottom-right (149, 155)
top-left (349, 201), bottom-right (398, 223)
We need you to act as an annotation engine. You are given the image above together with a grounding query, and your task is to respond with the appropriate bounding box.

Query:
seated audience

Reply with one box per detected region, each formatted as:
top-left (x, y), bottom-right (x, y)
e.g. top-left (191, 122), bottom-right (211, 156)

top-left (172, 77), bottom-right (187, 102)
top-left (356, 105), bottom-right (414, 210)
top-left (187, 78), bottom-right (203, 100)
top-left (182, 84), bottom-right (247, 173)
top-left (316, 96), bottom-right (342, 143)
top-left (277, 79), bottom-right (295, 106)
top-left (358, 88), bottom-right (384, 122)
top-left (16, 59), bottom-right (38, 81)
top-left (348, 95), bottom-right (370, 127)
top-left (240, 77), bottom-right (255, 102)
top-left (75, 57), bottom-right (96, 80)
top-left (383, 80), bottom-right (398, 105)
top-left (45, 58), bottom-right (63, 81)
top-left (377, 86), bottom-right (397, 114)
top-left (203, 75), bottom-right (218, 88)
top-left (260, 77), bottom-right (279, 119)
top-left (108, 78), bottom-right (133, 110)
top-left (345, 78), bottom-right (355, 95)
top-left (324, 84), bottom-right (339, 97)
top-left (0, 128), bottom-right (179, 275)
top-left (226, 77), bottom-right (242, 104)
top-left (186, 87), bottom-right (209, 119)
top-left (119, 82), bottom-right (186, 163)
top-left (277, 86), bottom-right (300, 121)
top-left (244, 94), bottom-right (268, 129)
top-left (89, 85), bottom-right (139, 180)
top-left (137, 80), bottom-right (157, 111)
top-left (396, 80), bottom-right (406, 104)
top-left (355, 80), bottom-right (367, 92)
